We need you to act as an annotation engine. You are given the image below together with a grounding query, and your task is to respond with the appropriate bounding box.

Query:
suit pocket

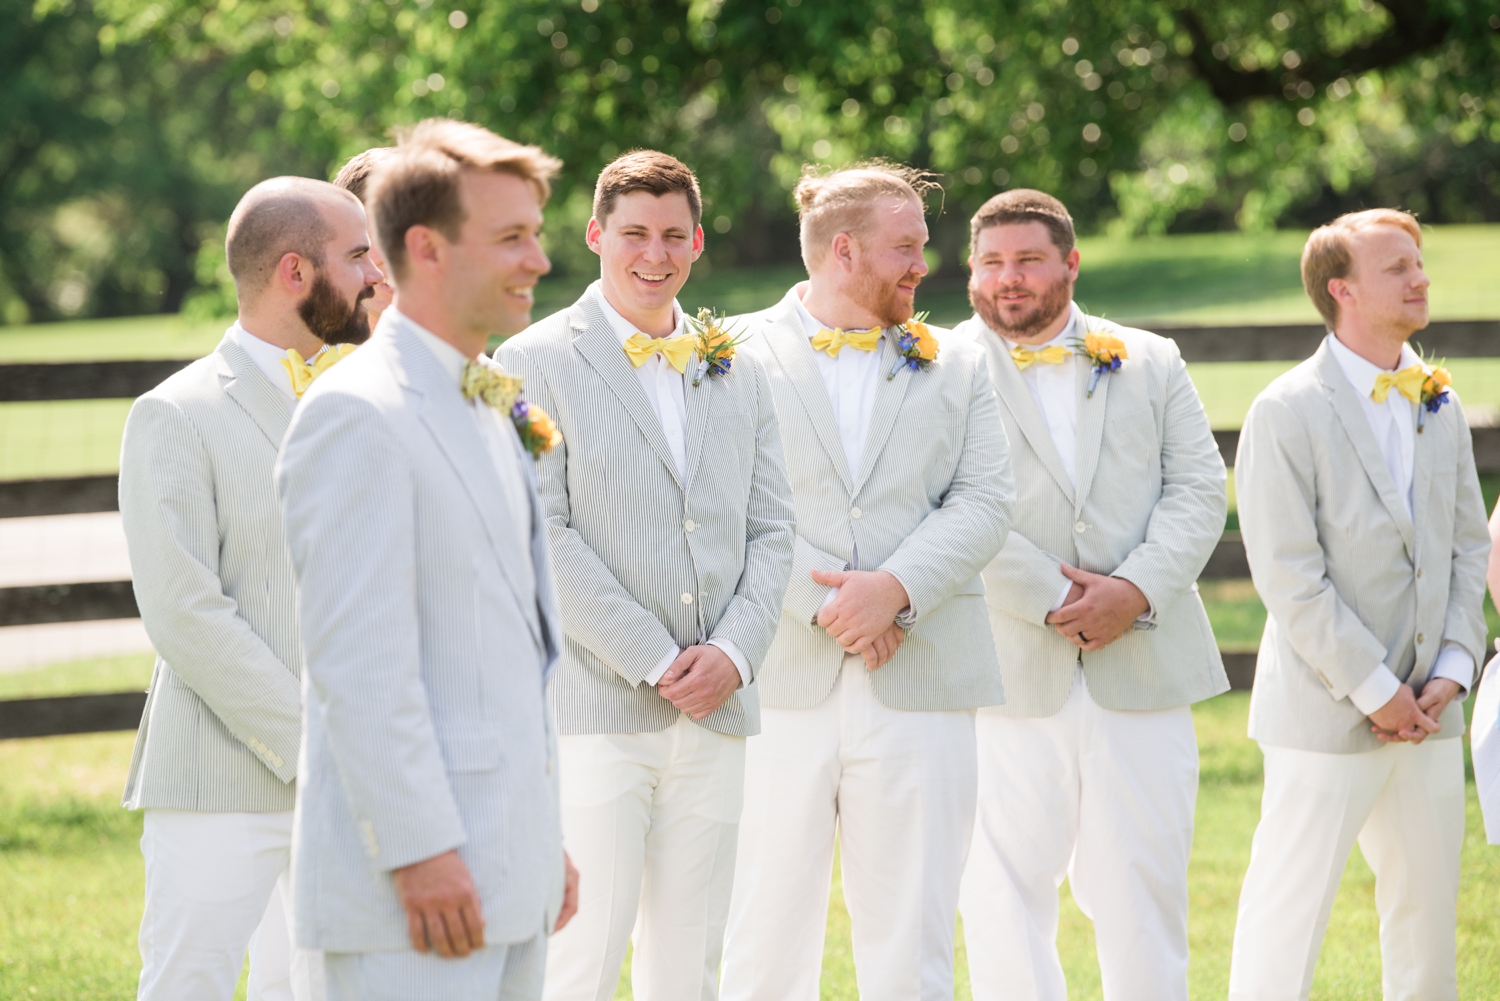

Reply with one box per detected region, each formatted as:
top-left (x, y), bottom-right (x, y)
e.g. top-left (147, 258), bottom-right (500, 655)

top-left (439, 729), bottom-right (503, 774)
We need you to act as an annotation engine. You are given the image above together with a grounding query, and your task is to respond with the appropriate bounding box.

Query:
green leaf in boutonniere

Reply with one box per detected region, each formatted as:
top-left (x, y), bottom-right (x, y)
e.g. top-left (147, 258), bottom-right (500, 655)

top-left (688, 307), bottom-right (749, 386)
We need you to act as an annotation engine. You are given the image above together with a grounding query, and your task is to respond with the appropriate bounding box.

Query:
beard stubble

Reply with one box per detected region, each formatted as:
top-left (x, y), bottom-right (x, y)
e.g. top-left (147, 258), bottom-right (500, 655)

top-left (298, 272), bottom-right (376, 346)
top-left (970, 273), bottom-right (1073, 340)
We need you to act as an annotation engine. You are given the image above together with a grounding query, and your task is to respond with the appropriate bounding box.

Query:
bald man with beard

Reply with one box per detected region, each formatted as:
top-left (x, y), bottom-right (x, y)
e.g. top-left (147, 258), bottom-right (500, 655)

top-left (119, 176), bottom-right (382, 1001)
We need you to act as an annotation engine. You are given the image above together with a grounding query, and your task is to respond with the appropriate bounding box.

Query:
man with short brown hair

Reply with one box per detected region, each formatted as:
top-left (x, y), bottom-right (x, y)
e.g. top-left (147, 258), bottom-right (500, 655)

top-left (953, 188), bottom-right (1227, 1001)
top-left (1229, 209), bottom-right (1487, 1000)
top-left (496, 150), bottom-right (794, 1001)
top-left (332, 147), bottom-right (396, 330)
top-left (722, 163), bottom-right (1013, 1001)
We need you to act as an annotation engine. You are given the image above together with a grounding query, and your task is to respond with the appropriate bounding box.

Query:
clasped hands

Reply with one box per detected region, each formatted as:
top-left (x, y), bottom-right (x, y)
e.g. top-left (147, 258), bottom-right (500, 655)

top-left (810, 568), bottom-right (909, 670)
top-left (657, 644), bottom-right (741, 720)
top-left (1044, 563), bottom-right (1149, 651)
top-left (1368, 678), bottom-right (1461, 744)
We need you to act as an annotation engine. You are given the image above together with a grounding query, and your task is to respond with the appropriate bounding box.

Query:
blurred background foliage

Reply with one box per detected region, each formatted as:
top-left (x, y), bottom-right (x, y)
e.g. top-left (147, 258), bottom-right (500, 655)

top-left (3, 0), bottom-right (1498, 323)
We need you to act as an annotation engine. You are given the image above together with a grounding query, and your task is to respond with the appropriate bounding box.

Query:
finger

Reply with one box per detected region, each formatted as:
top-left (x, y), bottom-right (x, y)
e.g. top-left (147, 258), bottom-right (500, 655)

top-left (555, 886), bottom-right (579, 933)
top-left (432, 910), bottom-right (458, 959)
top-left (409, 908), bottom-right (430, 954)
top-left (1047, 604), bottom-right (1085, 626)
top-left (460, 902), bottom-right (486, 951)
top-left (861, 646), bottom-right (879, 669)
top-left (1059, 563), bottom-right (1089, 583)
top-left (811, 569), bottom-right (849, 587)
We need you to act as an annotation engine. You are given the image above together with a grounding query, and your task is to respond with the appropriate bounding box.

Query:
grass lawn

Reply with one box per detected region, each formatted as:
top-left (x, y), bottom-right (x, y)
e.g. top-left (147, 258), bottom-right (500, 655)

top-left (3, 691), bottom-right (1498, 999)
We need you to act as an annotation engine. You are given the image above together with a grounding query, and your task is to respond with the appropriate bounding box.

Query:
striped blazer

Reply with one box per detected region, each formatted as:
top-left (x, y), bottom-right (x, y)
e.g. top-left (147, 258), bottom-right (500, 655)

top-left (496, 285), bottom-right (795, 738)
top-left (118, 333), bottom-right (303, 812)
top-left (956, 310), bottom-right (1230, 717)
top-left (1237, 337), bottom-right (1490, 753)
top-left (736, 286), bottom-right (1015, 712)
top-left (276, 312), bottom-right (566, 950)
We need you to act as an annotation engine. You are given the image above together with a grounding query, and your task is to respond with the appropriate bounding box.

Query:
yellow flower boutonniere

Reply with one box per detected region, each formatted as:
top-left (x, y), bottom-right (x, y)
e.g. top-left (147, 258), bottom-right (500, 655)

top-left (461, 360), bottom-right (561, 458)
top-left (688, 307), bottom-right (749, 386)
top-left (887, 312), bottom-right (939, 380)
top-left (1070, 328), bottom-right (1128, 397)
top-left (511, 398), bottom-right (563, 456)
top-left (1418, 362), bottom-right (1452, 433)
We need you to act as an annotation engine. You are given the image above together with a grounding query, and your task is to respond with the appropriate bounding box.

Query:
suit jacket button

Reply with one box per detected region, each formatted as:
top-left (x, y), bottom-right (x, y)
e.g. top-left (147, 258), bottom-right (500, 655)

top-left (681, 593), bottom-right (694, 604)
top-left (851, 507), bottom-right (863, 519)
top-left (684, 519), bottom-right (697, 532)
top-left (1417, 633), bottom-right (1425, 644)
top-left (1075, 521), bottom-right (1088, 533)
top-left (1416, 568), bottom-right (1423, 578)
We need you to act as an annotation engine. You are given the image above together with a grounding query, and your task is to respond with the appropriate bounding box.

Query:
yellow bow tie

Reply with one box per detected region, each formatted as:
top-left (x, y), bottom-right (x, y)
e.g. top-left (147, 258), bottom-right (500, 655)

top-left (810, 326), bottom-right (882, 358)
top-left (281, 345), bottom-right (356, 398)
top-left (1010, 345), bottom-right (1073, 370)
top-left (1371, 364), bottom-right (1427, 404)
top-left (623, 332), bottom-right (696, 374)
top-left (461, 360), bottom-right (523, 412)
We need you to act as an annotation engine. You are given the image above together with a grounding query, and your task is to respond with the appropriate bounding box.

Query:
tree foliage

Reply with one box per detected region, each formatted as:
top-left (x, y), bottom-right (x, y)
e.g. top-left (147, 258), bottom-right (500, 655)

top-left (3, 0), bottom-right (1498, 322)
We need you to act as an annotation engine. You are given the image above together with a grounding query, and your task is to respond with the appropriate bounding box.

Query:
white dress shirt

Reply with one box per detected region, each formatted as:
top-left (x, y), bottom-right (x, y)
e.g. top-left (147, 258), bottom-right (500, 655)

top-left (794, 287), bottom-right (886, 483)
top-left (595, 283), bottom-right (751, 690)
top-left (395, 309), bottom-right (535, 579)
top-left (1328, 334), bottom-right (1472, 713)
top-left (228, 323), bottom-right (299, 406)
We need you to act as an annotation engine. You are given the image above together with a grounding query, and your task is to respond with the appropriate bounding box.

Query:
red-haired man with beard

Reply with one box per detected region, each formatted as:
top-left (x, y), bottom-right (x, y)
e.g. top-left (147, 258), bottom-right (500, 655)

top-left (723, 163), bottom-right (1015, 1001)
top-left (953, 189), bottom-right (1229, 1001)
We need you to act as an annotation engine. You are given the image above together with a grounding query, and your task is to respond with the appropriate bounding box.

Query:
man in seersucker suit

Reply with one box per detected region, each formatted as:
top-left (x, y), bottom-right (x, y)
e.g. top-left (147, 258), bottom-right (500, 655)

top-left (1229, 208), bottom-right (1489, 1000)
top-left (119, 174), bottom-right (380, 1001)
top-left (496, 150), bottom-right (795, 1001)
top-left (277, 118), bottom-right (577, 1001)
top-left (722, 162), bottom-right (1015, 1001)
top-left (952, 189), bottom-right (1229, 1001)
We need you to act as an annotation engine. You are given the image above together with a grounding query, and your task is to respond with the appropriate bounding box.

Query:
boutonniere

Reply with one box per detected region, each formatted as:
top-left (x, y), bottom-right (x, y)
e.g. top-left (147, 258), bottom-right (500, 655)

top-left (688, 307), bottom-right (748, 386)
top-left (887, 312), bottom-right (939, 380)
top-left (1417, 361), bottom-right (1452, 433)
top-left (282, 344), bottom-right (357, 398)
top-left (461, 361), bottom-right (562, 458)
top-left (1071, 327), bottom-right (1127, 397)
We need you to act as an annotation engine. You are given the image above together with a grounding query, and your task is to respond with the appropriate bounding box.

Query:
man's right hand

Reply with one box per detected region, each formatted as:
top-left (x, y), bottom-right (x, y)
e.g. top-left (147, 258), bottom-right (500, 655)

top-left (392, 849), bottom-right (486, 958)
top-left (1368, 683), bottom-right (1442, 744)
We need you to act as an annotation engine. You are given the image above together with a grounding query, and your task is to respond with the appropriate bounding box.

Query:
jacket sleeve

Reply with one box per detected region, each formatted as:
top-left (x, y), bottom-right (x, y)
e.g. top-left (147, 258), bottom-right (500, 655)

top-left (277, 390), bottom-right (466, 871)
top-left (1236, 394), bottom-right (1389, 700)
top-left (879, 350), bottom-right (1016, 622)
top-left (118, 394), bottom-right (301, 783)
top-left (981, 531), bottom-right (1073, 628)
top-left (1441, 397), bottom-right (1492, 677)
top-left (1111, 342), bottom-right (1229, 612)
top-left (497, 343), bottom-right (680, 685)
top-left (705, 357), bottom-right (797, 678)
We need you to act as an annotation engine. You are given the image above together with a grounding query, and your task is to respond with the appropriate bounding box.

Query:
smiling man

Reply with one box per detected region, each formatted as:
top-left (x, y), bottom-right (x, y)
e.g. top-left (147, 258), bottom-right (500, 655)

top-left (722, 163), bottom-right (1014, 1001)
top-left (495, 151), bottom-right (794, 1001)
top-left (1229, 209), bottom-right (1489, 1000)
top-left (950, 189), bottom-right (1228, 1001)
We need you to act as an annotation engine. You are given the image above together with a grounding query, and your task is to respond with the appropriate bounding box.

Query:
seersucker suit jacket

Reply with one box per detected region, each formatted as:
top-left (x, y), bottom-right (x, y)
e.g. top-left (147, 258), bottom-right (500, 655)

top-left (736, 286), bottom-right (1015, 712)
top-left (955, 309), bottom-right (1230, 716)
top-left (495, 284), bottom-right (795, 738)
top-left (276, 311), bottom-right (565, 951)
top-left (1236, 335), bottom-right (1490, 754)
top-left (118, 332), bottom-right (303, 812)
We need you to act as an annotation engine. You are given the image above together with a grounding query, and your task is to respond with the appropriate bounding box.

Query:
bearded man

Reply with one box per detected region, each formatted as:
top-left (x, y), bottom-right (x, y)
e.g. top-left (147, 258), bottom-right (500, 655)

top-left (952, 189), bottom-right (1228, 1001)
top-left (721, 163), bottom-right (1014, 1001)
top-left (119, 176), bottom-right (381, 1001)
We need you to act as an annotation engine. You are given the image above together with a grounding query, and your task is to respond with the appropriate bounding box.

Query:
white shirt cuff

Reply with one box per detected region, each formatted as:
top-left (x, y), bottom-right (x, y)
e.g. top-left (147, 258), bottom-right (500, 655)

top-left (1348, 663), bottom-right (1403, 716)
top-left (645, 645), bottom-right (680, 687)
top-left (1049, 579), bottom-right (1073, 614)
top-left (707, 639), bottom-right (752, 689)
top-left (1430, 641), bottom-right (1475, 700)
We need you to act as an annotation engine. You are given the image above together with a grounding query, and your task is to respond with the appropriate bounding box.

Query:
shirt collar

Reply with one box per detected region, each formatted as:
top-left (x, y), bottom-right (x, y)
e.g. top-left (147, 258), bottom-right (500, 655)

top-left (388, 307), bottom-right (470, 387)
top-left (997, 302), bottom-right (1081, 354)
top-left (792, 281), bottom-right (891, 343)
top-left (592, 280), bottom-right (684, 346)
top-left (1327, 333), bottom-right (1422, 401)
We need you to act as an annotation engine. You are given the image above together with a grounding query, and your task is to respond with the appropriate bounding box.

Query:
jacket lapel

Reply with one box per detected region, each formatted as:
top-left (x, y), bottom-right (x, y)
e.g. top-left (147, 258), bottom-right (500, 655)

top-left (853, 332), bottom-right (912, 494)
top-left (683, 361), bottom-right (714, 491)
top-left (1071, 341), bottom-right (1110, 512)
top-left (216, 337), bottom-right (292, 448)
top-left (393, 322), bottom-right (543, 647)
top-left (759, 294), bottom-right (854, 492)
top-left (1316, 344), bottom-right (1416, 558)
top-left (969, 320), bottom-right (1076, 505)
top-left (569, 289), bottom-right (685, 490)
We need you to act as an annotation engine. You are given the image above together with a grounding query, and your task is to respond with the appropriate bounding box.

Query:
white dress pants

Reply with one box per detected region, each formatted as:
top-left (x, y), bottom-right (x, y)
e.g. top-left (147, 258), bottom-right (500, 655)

top-left (959, 667), bottom-right (1198, 1001)
top-left (325, 925), bottom-right (546, 1001)
top-left (722, 655), bottom-right (978, 1001)
top-left (544, 714), bottom-right (746, 1001)
top-left (138, 809), bottom-right (323, 1001)
top-left (1229, 736), bottom-right (1465, 1001)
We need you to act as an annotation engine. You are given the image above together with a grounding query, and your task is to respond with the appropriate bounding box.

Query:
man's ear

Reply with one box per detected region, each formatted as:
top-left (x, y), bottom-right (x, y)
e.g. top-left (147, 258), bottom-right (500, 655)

top-left (585, 217), bottom-right (604, 257)
top-left (1065, 247), bottom-right (1081, 279)
top-left (275, 252), bottom-right (312, 295)
top-left (691, 224), bottom-right (705, 260)
top-left (404, 225), bottom-right (443, 273)
top-left (831, 232), bottom-right (856, 272)
top-left (1328, 277), bottom-right (1355, 308)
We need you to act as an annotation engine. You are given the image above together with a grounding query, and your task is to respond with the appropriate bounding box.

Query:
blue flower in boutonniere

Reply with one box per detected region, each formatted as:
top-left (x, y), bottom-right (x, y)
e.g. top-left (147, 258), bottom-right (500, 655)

top-left (1418, 362), bottom-right (1452, 434)
top-left (461, 361), bottom-right (561, 458)
top-left (887, 312), bottom-right (939, 380)
top-left (1071, 328), bottom-right (1128, 398)
top-left (688, 307), bottom-right (748, 386)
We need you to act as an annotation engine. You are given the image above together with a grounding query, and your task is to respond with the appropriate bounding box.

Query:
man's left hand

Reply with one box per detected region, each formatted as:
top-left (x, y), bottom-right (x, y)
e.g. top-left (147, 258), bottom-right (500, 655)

top-left (1044, 564), bottom-right (1149, 651)
top-left (812, 569), bottom-right (911, 655)
top-left (1416, 678), bottom-right (1463, 728)
top-left (553, 852), bottom-right (579, 933)
top-left (657, 645), bottom-right (741, 720)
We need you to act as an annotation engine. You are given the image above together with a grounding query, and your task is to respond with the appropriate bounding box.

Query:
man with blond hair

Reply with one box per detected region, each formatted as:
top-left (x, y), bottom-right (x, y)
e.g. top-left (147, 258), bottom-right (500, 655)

top-left (1229, 208), bottom-right (1489, 1000)
top-left (278, 118), bottom-right (576, 1001)
top-left (954, 189), bottom-right (1228, 1001)
top-left (497, 150), bottom-right (794, 1001)
top-left (722, 163), bottom-right (1014, 1001)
